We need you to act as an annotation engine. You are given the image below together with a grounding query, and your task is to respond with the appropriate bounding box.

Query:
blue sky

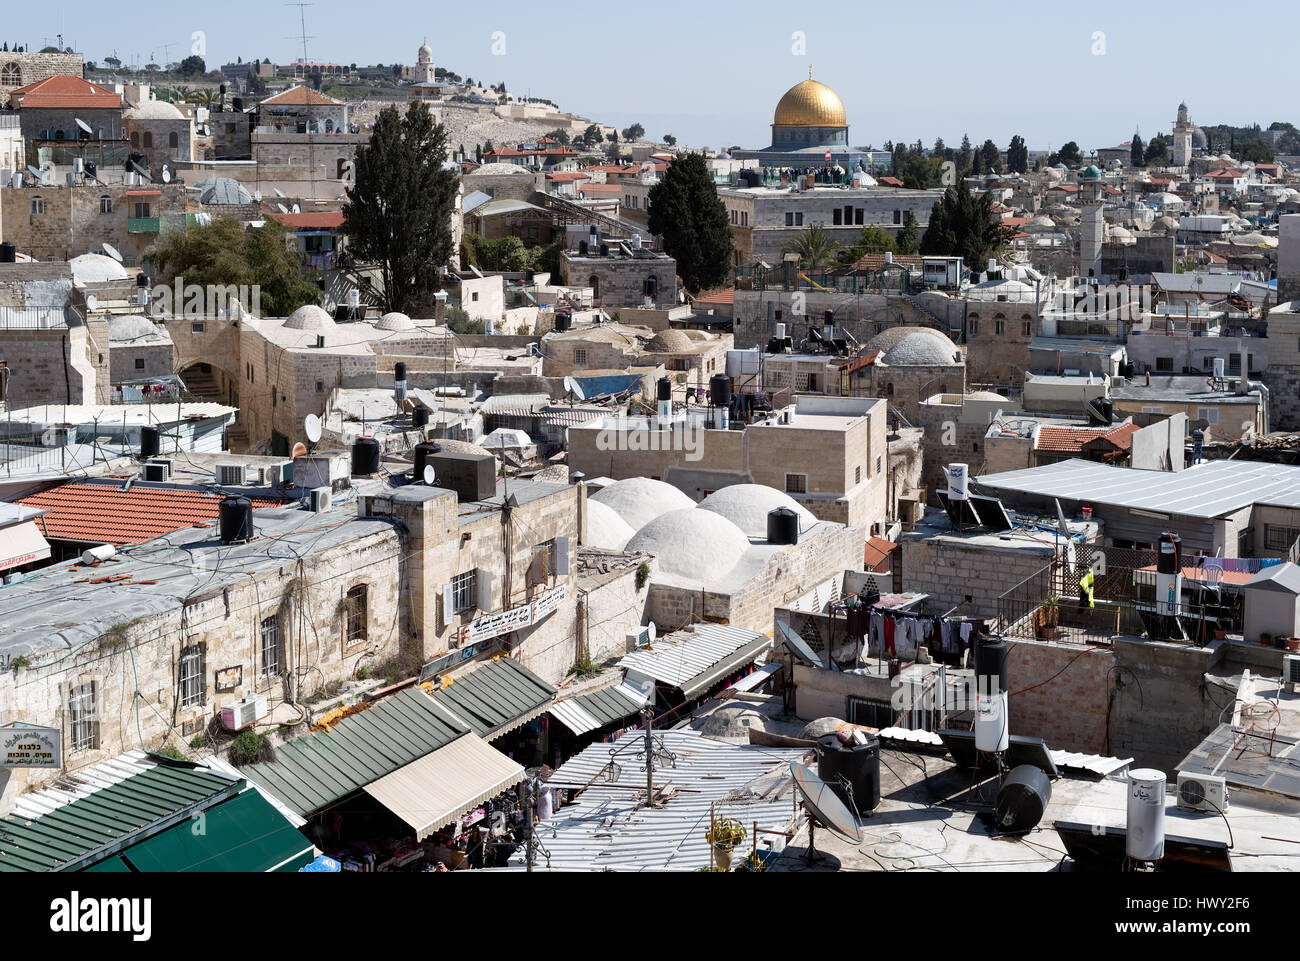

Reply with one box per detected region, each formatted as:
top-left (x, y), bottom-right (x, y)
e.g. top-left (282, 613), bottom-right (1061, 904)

top-left (12, 0), bottom-right (1295, 153)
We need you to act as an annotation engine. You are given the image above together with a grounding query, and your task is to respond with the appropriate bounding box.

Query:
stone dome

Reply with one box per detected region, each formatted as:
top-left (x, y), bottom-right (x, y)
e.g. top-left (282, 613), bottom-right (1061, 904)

top-left (435, 439), bottom-right (495, 459)
top-left (125, 99), bottom-right (185, 120)
top-left (530, 464), bottom-right (571, 484)
top-left (376, 311), bottom-right (415, 331)
top-left (643, 329), bottom-right (692, 353)
top-left (69, 253), bottom-right (128, 284)
top-left (698, 484), bottom-right (816, 539)
top-left (866, 325), bottom-right (953, 354)
top-left (773, 78), bottom-right (846, 127)
top-left (590, 477), bottom-right (694, 532)
top-left (108, 315), bottom-right (163, 342)
top-left (417, 42), bottom-right (433, 63)
top-left (880, 330), bottom-right (961, 367)
top-left (467, 162), bottom-right (534, 177)
top-left (966, 390), bottom-right (1009, 402)
top-left (625, 508), bottom-right (750, 584)
top-left (283, 304), bottom-right (337, 330)
top-left (584, 499), bottom-right (635, 551)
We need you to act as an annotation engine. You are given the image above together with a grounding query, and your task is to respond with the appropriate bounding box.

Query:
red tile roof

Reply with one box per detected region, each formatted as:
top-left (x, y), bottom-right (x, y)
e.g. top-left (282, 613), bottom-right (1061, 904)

top-left (846, 253), bottom-right (923, 272)
top-left (19, 482), bottom-right (283, 546)
top-left (694, 287), bottom-right (735, 306)
top-left (1035, 421), bottom-right (1139, 454)
top-left (12, 75), bottom-right (121, 110)
top-left (865, 536), bottom-right (898, 570)
top-left (545, 171), bottom-right (591, 181)
top-left (878, 176), bottom-right (904, 187)
top-left (262, 86), bottom-right (344, 106)
top-left (578, 183), bottom-right (621, 195)
top-left (270, 211), bottom-right (346, 229)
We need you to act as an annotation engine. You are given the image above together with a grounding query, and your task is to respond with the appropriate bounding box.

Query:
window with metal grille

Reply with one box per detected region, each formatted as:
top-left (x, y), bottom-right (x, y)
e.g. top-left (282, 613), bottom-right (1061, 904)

top-left (855, 465), bottom-right (862, 485)
top-left (785, 473), bottom-right (807, 494)
top-left (573, 348), bottom-right (587, 365)
top-left (30, 197), bottom-right (44, 215)
top-left (260, 616), bottom-right (281, 677)
top-left (846, 696), bottom-right (893, 728)
top-left (1265, 525), bottom-right (1300, 552)
top-left (179, 645), bottom-right (205, 707)
top-left (345, 585), bottom-right (368, 644)
top-left (69, 682), bottom-right (97, 752)
top-left (99, 195), bottom-right (112, 214)
top-left (451, 570), bottom-right (477, 612)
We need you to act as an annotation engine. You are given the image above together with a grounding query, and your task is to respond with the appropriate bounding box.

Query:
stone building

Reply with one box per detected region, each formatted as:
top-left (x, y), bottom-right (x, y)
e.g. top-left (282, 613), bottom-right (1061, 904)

top-left (0, 113), bottom-right (22, 172)
top-left (851, 327), bottom-right (965, 423)
top-left (558, 247), bottom-right (677, 309)
top-left (11, 75), bottom-right (123, 164)
top-left (107, 314), bottom-right (174, 384)
top-left (0, 50), bottom-right (84, 102)
top-left (257, 86), bottom-right (348, 133)
top-left (123, 92), bottom-right (195, 166)
top-left (1263, 299), bottom-right (1300, 431)
top-left (210, 105), bottom-right (253, 160)
top-left (540, 323), bottom-right (647, 374)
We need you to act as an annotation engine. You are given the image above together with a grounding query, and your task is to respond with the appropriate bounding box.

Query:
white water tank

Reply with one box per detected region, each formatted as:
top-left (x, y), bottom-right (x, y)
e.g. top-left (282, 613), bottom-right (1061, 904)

top-left (1126, 769), bottom-right (1167, 862)
top-left (974, 690), bottom-right (1009, 753)
top-left (946, 463), bottom-right (969, 501)
top-left (1213, 357), bottom-right (1225, 380)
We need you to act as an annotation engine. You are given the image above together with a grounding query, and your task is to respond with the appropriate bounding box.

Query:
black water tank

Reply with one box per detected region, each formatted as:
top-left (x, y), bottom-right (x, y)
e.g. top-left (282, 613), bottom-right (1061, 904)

top-left (412, 406), bottom-right (430, 428)
top-left (1157, 532), bottom-right (1181, 575)
top-left (233, 96), bottom-right (244, 111)
top-left (351, 436), bottom-right (381, 476)
top-left (219, 496), bottom-right (254, 544)
top-left (578, 241), bottom-right (589, 256)
top-left (995, 764), bottom-right (1053, 834)
top-left (974, 635), bottom-right (1008, 693)
top-left (0, 241), bottom-right (15, 263)
top-left (554, 311), bottom-right (572, 332)
top-left (599, 243), bottom-right (609, 257)
top-left (767, 507), bottom-right (799, 545)
top-left (394, 362), bottom-right (407, 383)
top-left (816, 733), bottom-right (880, 815)
top-left (412, 441), bottom-right (442, 482)
top-left (709, 373), bottom-right (731, 407)
top-left (136, 273), bottom-right (150, 288)
top-left (656, 377), bottom-right (672, 402)
top-left (139, 426), bottom-right (161, 459)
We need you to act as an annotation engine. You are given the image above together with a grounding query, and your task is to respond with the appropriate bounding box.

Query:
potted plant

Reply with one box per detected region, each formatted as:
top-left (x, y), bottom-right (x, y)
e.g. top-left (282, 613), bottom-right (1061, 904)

top-left (1036, 597), bottom-right (1060, 639)
top-left (705, 817), bottom-right (747, 870)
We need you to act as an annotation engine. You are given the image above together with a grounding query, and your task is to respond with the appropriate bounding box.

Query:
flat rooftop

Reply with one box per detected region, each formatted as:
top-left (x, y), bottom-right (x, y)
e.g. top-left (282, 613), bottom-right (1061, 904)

top-left (977, 458), bottom-right (1300, 519)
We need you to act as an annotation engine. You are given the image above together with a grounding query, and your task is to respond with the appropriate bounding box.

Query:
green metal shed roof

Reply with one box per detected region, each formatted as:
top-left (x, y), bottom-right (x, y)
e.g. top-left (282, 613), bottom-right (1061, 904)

top-left (426, 657), bottom-right (556, 739)
top-left (241, 688), bottom-right (469, 816)
top-left (0, 761), bottom-right (240, 873)
top-left (573, 685), bottom-right (643, 727)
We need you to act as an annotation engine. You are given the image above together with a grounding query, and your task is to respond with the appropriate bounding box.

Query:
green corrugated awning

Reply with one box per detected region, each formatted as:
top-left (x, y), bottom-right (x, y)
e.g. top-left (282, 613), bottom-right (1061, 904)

top-left (83, 856), bottom-right (133, 872)
top-left (241, 688), bottom-right (469, 816)
top-left (426, 657), bottom-right (556, 739)
top-left (110, 790), bottom-right (314, 872)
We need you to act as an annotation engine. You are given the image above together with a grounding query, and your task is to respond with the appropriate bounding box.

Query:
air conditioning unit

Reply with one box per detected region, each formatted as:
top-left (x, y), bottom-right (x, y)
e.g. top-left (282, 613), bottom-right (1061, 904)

top-left (308, 486), bottom-right (332, 512)
top-left (358, 494), bottom-right (393, 518)
top-left (263, 460), bottom-right (293, 489)
top-left (143, 459), bottom-right (173, 482)
top-left (1284, 655), bottom-right (1300, 694)
top-left (246, 467), bottom-right (264, 485)
top-left (220, 693), bottom-right (269, 732)
top-left (625, 627), bottom-right (650, 652)
top-left (216, 464), bottom-right (246, 486)
top-left (1176, 771), bottom-right (1228, 813)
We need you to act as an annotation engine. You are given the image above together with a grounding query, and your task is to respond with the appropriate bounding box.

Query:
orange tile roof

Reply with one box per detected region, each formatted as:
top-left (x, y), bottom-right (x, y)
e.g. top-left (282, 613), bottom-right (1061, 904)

top-left (19, 482), bottom-right (283, 546)
top-left (846, 252), bottom-right (923, 272)
top-left (262, 85), bottom-right (344, 107)
top-left (865, 536), bottom-right (897, 569)
top-left (878, 176), bottom-right (904, 187)
top-left (12, 75), bottom-right (121, 110)
top-left (1035, 421), bottom-right (1138, 454)
top-left (270, 211), bottom-right (346, 229)
top-left (1138, 564), bottom-right (1254, 586)
top-left (545, 171), bottom-right (591, 181)
top-left (694, 287), bottom-right (735, 306)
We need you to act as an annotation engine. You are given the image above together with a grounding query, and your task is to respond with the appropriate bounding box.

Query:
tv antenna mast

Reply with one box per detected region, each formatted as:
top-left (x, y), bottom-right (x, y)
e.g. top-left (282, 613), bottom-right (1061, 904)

top-left (285, 3), bottom-right (315, 64)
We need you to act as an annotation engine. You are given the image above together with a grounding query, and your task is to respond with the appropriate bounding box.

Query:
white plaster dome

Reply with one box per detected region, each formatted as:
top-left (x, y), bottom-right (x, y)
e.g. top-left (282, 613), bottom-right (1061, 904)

top-left (880, 331), bottom-right (961, 367)
top-left (697, 484), bottom-right (816, 539)
top-left (584, 499), bottom-right (635, 551)
top-left (376, 311), bottom-right (415, 331)
top-left (589, 477), bottom-right (693, 532)
top-left (624, 508), bottom-right (749, 583)
top-left (69, 253), bottom-right (128, 284)
top-left (284, 304), bottom-right (337, 330)
top-left (108, 314), bottom-right (161, 341)
top-left (125, 99), bottom-right (185, 120)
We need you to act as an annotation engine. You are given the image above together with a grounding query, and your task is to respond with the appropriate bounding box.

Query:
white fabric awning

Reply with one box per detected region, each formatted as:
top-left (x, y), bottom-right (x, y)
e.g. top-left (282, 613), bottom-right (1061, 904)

top-left (0, 521), bottom-right (50, 570)
top-left (361, 733), bottom-right (524, 840)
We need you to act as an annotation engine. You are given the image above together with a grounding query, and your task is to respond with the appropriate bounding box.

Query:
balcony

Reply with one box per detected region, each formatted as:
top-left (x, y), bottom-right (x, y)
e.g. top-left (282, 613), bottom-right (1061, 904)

top-left (128, 217), bottom-right (160, 234)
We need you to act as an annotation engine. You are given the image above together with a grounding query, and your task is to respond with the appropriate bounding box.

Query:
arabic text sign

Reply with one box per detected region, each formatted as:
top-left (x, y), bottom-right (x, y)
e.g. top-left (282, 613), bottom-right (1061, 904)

top-left (2, 725), bottom-right (62, 768)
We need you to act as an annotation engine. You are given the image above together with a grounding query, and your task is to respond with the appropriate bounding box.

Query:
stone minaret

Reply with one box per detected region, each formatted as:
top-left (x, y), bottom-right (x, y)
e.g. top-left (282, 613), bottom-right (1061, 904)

top-left (1172, 102), bottom-right (1194, 168)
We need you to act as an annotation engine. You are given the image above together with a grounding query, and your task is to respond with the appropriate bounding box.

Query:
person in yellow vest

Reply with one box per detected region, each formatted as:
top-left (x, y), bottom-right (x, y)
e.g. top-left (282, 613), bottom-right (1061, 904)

top-left (1080, 567), bottom-right (1095, 608)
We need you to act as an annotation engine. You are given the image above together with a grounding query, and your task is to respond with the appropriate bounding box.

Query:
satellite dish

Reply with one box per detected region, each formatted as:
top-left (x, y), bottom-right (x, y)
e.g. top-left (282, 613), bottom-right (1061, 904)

top-left (647, 621), bottom-right (656, 643)
top-left (27, 165), bottom-right (45, 184)
top-left (777, 621), bottom-right (824, 668)
top-left (85, 293), bottom-right (99, 312)
top-left (304, 413), bottom-right (322, 443)
top-left (102, 242), bottom-right (124, 262)
top-left (1054, 498), bottom-right (1070, 538)
top-left (291, 203), bottom-right (300, 214)
top-left (273, 186), bottom-right (286, 198)
top-left (422, 464), bottom-right (436, 485)
top-left (563, 376), bottom-right (586, 401)
top-left (291, 441), bottom-right (307, 458)
top-left (790, 761), bottom-right (863, 844)
top-left (253, 190), bottom-right (263, 202)
top-left (75, 117), bottom-right (93, 134)
top-left (161, 164), bottom-right (171, 183)
top-left (276, 203), bottom-right (289, 214)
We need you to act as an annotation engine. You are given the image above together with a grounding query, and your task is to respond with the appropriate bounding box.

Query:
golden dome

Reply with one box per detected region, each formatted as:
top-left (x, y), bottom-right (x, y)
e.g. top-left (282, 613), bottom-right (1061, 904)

top-left (773, 78), bottom-right (847, 128)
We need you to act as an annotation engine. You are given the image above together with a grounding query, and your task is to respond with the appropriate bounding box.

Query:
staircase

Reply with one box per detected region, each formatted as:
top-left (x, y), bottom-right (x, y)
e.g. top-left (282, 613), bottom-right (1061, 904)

top-left (903, 293), bottom-right (953, 332)
top-left (181, 366), bottom-right (221, 399)
top-left (540, 193), bottom-right (651, 242)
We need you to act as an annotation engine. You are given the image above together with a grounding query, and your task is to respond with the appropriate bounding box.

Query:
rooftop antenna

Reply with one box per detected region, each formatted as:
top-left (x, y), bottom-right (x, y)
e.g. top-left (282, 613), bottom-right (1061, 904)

top-left (284, 2), bottom-right (315, 64)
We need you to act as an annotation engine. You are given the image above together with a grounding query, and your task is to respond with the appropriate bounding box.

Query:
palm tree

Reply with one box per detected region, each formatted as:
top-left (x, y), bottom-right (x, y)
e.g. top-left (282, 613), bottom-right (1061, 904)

top-left (782, 224), bottom-right (840, 270)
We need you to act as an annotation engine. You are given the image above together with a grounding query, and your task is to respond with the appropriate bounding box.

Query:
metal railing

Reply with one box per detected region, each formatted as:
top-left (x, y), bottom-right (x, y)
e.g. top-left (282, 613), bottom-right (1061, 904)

top-left (0, 306), bottom-right (68, 330)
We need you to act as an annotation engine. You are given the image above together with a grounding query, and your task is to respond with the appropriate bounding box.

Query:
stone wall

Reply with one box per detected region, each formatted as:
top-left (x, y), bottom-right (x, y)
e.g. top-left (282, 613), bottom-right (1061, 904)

top-left (899, 528), bottom-right (1056, 619)
top-left (579, 553), bottom-right (655, 664)
top-left (965, 307), bottom-right (1036, 386)
top-left (109, 338), bottom-right (173, 384)
top-left (732, 289), bottom-right (948, 350)
top-left (0, 182), bottom-right (188, 264)
top-left (1263, 305), bottom-right (1300, 431)
top-left (0, 53), bottom-right (84, 101)
top-left (0, 322), bottom-right (108, 408)
top-left (1007, 639), bottom-right (1115, 753)
top-left (559, 252), bottom-right (676, 309)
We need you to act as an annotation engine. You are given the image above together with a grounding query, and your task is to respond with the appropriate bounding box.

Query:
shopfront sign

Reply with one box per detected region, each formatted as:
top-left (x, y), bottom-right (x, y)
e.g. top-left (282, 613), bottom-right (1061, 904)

top-left (531, 585), bottom-right (567, 622)
top-left (1, 723), bottom-right (62, 768)
top-left (457, 585), bottom-right (568, 646)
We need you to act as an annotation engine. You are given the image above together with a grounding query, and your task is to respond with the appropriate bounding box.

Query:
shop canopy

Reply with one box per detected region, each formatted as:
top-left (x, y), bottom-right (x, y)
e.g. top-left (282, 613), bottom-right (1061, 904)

top-left (83, 790), bottom-right (314, 873)
top-left (549, 680), bottom-right (649, 737)
top-left (361, 732), bottom-right (525, 841)
top-left (425, 656), bottom-right (556, 739)
top-left (617, 623), bottom-right (772, 700)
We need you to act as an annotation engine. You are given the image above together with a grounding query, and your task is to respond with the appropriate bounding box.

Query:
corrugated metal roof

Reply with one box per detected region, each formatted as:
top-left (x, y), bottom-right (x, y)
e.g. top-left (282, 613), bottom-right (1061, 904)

top-left (361, 733), bottom-right (525, 840)
top-left (0, 759), bottom-right (241, 872)
top-left (549, 682), bottom-right (647, 736)
top-left (426, 657), bottom-right (556, 739)
top-left (1048, 751), bottom-right (1134, 779)
top-left (241, 689), bottom-right (469, 816)
top-left (618, 624), bottom-right (771, 698)
top-left (506, 731), bottom-right (807, 871)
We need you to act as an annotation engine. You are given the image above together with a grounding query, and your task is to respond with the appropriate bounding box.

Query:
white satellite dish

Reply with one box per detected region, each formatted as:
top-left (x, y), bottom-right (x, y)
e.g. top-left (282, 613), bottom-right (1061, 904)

top-left (304, 413), bottom-right (322, 443)
top-left (291, 203), bottom-right (300, 214)
top-left (422, 464), bottom-right (436, 485)
top-left (563, 376), bottom-right (586, 401)
top-left (253, 190), bottom-right (263, 202)
top-left (647, 621), bottom-right (657, 643)
top-left (273, 186), bottom-right (286, 198)
top-left (102, 242), bottom-right (124, 262)
top-left (75, 117), bottom-right (93, 135)
top-left (85, 293), bottom-right (99, 312)
top-left (161, 164), bottom-right (171, 183)
top-left (276, 203), bottom-right (289, 214)
top-left (27, 165), bottom-right (45, 184)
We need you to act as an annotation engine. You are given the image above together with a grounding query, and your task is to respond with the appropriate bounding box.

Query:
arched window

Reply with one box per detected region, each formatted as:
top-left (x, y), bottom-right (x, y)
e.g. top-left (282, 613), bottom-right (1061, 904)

top-left (142, 131), bottom-right (153, 148)
top-left (344, 584), bottom-right (368, 645)
top-left (54, 130), bottom-right (65, 141)
top-left (885, 382), bottom-right (894, 397)
top-left (99, 195), bottom-right (112, 214)
top-left (130, 131), bottom-right (139, 147)
top-left (30, 197), bottom-right (44, 215)
top-left (168, 131), bottom-right (179, 149)
top-left (589, 274), bottom-right (599, 300)
top-left (0, 63), bottom-right (20, 87)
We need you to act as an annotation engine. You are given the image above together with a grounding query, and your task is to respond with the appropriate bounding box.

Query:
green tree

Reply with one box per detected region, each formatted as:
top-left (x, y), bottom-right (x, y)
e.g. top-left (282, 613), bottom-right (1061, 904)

top-left (1007, 135), bottom-right (1028, 174)
top-left (179, 55), bottom-right (206, 77)
top-left (1130, 133), bottom-right (1145, 167)
top-left (1144, 133), bottom-right (1170, 166)
top-left (979, 139), bottom-right (1001, 174)
top-left (545, 128), bottom-right (570, 145)
top-left (785, 224), bottom-right (842, 269)
top-left (957, 134), bottom-right (973, 175)
top-left (897, 211), bottom-right (919, 255)
top-left (836, 226), bottom-right (895, 267)
top-left (1238, 138), bottom-right (1274, 163)
top-left (148, 218), bottom-right (320, 317)
top-left (647, 152), bottom-right (732, 294)
top-left (1054, 141), bottom-right (1083, 167)
top-left (621, 122), bottom-right (645, 141)
top-left (920, 180), bottom-right (1015, 267)
top-left (343, 100), bottom-right (458, 313)
top-left (663, 134), bottom-right (676, 147)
